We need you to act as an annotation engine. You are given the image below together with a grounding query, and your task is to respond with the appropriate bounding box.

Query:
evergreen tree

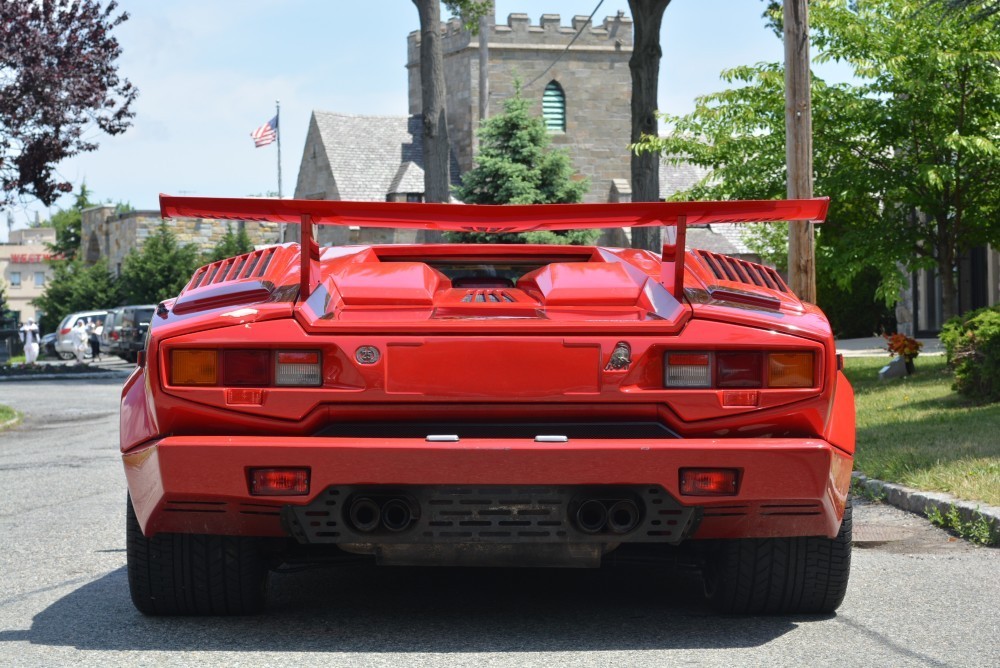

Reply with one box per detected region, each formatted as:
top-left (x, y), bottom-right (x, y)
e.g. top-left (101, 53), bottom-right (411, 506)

top-left (206, 223), bottom-right (255, 263)
top-left (450, 86), bottom-right (594, 245)
top-left (119, 222), bottom-right (201, 304)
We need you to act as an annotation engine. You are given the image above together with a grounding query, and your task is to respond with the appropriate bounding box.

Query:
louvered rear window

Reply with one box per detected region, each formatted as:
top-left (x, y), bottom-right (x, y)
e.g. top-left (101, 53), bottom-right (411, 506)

top-left (543, 81), bottom-right (566, 133)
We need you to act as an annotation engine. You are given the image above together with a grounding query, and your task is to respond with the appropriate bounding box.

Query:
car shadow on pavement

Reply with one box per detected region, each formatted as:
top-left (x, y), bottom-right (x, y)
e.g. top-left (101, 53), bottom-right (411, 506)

top-left (0, 564), bottom-right (822, 652)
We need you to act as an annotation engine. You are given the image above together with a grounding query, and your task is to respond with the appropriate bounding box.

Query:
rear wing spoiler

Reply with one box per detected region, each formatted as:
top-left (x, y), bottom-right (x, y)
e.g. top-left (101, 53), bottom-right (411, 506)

top-left (159, 195), bottom-right (828, 300)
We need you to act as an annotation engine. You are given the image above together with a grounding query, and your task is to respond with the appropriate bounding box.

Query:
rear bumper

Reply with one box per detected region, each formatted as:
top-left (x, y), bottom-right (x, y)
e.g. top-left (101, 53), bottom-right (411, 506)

top-left (123, 436), bottom-right (853, 541)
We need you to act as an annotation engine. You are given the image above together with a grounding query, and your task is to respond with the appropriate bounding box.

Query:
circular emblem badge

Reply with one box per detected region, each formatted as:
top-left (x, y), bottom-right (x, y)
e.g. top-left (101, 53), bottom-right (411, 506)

top-left (355, 346), bottom-right (381, 365)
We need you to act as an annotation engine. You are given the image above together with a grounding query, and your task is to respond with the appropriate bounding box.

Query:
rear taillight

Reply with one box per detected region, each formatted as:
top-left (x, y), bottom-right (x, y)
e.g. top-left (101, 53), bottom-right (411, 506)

top-left (169, 349), bottom-right (322, 387)
top-left (680, 468), bottom-right (740, 496)
top-left (768, 352), bottom-right (814, 388)
top-left (275, 351), bottom-right (322, 386)
top-left (60, 328), bottom-right (71, 335)
top-left (249, 467), bottom-right (310, 496)
top-left (171, 350), bottom-right (218, 385)
top-left (664, 353), bottom-right (711, 387)
top-left (716, 352), bottom-right (763, 388)
top-left (223, 350), bottom-right (271, 386)
top-left (665, 351), bottom-right (814, 389)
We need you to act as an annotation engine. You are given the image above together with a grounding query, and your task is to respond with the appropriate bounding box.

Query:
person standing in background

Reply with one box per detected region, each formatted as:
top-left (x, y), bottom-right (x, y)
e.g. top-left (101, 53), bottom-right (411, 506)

top-left (18, 318), bottom-right (40, 365)
top-left (70, 320), bottom-right (88, 364)
top-left (87, 319), bottom-right (102, 361)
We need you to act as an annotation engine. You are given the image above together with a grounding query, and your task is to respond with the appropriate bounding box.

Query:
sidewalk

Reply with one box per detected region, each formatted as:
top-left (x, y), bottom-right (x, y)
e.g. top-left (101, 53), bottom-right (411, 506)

top-left (836, 336), bottom-right (943, 358)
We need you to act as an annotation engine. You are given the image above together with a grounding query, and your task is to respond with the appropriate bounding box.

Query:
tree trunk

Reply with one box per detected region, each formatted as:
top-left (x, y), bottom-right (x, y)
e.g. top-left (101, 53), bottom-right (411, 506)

top-left (413, 0), bottom-right (451, 204)
top-left (937, 220), bottom-right (958, 322)
top-left (628, 0), bottom-right (671, 251)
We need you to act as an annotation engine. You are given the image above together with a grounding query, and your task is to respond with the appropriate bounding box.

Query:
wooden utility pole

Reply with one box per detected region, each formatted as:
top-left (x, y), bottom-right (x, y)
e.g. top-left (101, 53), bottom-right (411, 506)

top-left (783, 0), bottom-right (816, 302)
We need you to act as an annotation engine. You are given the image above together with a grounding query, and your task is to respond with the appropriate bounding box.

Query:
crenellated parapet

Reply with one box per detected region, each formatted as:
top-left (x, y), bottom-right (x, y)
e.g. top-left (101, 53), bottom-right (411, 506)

top-left (407, 12), bottom-right (633, 63)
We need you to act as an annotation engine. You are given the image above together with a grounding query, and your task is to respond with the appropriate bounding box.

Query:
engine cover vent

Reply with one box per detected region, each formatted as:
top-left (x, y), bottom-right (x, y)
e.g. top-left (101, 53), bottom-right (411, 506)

top-left (695, 250), bottom-right (789, 293)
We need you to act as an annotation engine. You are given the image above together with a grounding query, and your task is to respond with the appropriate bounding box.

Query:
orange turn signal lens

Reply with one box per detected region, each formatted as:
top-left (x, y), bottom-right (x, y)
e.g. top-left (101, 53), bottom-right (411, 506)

top-left (679, 468), bottom-right (740, 496)
top-left (768, 352), bottom-right (814, 388)
top-left (170, 349), bottom-right (218, 386)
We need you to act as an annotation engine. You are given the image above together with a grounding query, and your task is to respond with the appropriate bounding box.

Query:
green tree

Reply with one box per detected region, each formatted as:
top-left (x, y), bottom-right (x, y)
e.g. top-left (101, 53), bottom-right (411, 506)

top-left (206, 223), bottom-right (254, 263)
top-left (47, 183), bottom-right (94, 260)
top-left (32, 258), bottom-right (121, 332)
top-left (450, 87), bottom-right (594, 245)
top-left (119, 222), bottom-right (201, 304)
top-left (635, 0), bottom-right (1000, 321)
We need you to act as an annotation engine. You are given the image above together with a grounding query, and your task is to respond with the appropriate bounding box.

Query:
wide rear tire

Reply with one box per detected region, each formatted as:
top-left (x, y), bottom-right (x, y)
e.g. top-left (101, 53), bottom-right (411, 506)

top-left (703, 502), bottom-right (852, 614)
top-left (126, 495), bottom-right (271, 615)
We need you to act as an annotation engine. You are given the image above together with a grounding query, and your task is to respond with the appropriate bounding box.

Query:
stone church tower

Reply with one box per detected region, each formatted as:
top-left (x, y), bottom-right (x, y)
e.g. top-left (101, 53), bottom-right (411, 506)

top-left (407, 11), bottom-right (634, 204)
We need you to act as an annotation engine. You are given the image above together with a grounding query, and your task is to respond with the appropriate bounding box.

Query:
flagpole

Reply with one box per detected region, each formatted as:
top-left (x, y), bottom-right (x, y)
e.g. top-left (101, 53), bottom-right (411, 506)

top-left (276, 99), bottom-right (284, 242)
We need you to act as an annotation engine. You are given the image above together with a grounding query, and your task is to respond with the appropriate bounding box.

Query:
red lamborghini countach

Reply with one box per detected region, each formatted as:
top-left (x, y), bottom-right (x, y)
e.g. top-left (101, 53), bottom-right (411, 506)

top-left (121, 196), bottom-right (854, 616)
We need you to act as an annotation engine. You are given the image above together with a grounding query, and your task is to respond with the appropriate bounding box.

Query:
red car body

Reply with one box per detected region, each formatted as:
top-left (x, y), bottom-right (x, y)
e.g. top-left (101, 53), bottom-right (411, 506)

top-left (122, 196), bottom-right (853, 616)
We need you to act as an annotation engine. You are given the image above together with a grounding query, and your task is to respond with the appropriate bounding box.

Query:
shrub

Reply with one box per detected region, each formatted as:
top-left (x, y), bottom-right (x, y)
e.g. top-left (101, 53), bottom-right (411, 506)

top-left (939, 305), bottom-right (1000, 402)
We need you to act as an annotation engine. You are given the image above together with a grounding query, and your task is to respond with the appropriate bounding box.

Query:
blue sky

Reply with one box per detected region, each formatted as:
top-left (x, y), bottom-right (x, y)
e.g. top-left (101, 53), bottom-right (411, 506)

top-left (3, 0), bottom-right (851, 240)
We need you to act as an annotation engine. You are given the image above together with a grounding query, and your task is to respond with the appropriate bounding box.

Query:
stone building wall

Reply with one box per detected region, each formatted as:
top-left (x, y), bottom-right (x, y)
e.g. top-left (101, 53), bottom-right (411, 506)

top-left (408, 12), bottom-right (633, 203)
top-left (81, 206), bottom-right (282, 275)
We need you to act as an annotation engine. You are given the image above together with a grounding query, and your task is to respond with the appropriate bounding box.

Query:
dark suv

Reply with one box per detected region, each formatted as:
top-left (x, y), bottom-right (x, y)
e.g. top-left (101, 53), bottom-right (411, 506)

top-left (117, 304), bottom-right (156, 363)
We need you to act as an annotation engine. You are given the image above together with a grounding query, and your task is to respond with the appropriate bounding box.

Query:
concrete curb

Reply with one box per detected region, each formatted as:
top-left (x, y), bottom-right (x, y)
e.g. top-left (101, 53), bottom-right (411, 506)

top-left (853, 472), bottom-right (1000, 540)
top-left (0, 371), bottom-right (132, 382)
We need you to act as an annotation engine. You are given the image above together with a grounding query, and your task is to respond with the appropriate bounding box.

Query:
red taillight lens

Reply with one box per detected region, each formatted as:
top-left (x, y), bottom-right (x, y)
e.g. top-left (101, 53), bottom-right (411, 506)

top-left (60, 328), bottom-right (71, 335)
top-left (249, 468), bottom-right (310, 496)
top-left (679, 468), bottom-right (740, 496)
top-left (223, 350), bottom-right (271, 386)
top-left (716, 352), bottom-right (763, 388)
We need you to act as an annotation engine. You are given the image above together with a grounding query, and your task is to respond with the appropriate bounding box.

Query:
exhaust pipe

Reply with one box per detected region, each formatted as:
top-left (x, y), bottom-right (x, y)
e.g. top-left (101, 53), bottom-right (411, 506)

top-left (381, 498), bottom-right (413, 532)
top-left (575, 499), bottom-right (608, 534)
top-left (348, 497), bottom-right (381, 532)
top-left (607, 499), bottom-right (640, 534)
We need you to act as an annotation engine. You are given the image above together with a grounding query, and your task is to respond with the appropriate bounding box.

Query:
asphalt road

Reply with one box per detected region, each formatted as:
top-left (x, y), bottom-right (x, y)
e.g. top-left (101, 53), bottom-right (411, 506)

top-left (0, 379), bottom-right (997, 667)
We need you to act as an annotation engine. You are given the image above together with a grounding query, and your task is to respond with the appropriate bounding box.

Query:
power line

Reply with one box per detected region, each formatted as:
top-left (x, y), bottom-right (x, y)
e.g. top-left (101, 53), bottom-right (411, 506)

top-left (524, 0), bottom-right (606, 89)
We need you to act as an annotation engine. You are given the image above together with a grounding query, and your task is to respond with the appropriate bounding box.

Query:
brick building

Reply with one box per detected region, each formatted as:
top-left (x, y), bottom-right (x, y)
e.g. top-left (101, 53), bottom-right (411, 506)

top-left (0, 228), bottom-right (56, 323)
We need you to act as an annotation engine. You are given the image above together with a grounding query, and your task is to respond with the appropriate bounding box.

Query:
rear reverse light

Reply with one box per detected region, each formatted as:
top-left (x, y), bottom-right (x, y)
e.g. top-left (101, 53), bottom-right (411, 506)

top-left (249, 467), bottom-right (310, 496)
top-left (679, 468), bottom-right (740, 496)
top-left (171, 350), bottom-right (218, 385)
top-left (275, 350), bottom-right (322, 386)
top-left (665, 353), bottom-right (711, 387)
top-left (223, 349), bottom-right (271, 386)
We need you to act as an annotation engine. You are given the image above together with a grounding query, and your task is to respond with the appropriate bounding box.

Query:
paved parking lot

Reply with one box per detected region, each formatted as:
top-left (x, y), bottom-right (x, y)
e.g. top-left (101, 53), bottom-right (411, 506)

top-left (0, 379), bottom-right (997, 667)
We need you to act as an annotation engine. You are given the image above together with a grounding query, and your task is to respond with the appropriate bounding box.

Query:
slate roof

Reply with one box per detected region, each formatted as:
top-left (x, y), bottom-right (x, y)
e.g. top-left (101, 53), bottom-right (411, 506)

top-left (659, 157), bottom-right (755, 257)
top-left (310, 111), bottom-right (460, 201)
top-left (658, 159), bottom-right (710, 199)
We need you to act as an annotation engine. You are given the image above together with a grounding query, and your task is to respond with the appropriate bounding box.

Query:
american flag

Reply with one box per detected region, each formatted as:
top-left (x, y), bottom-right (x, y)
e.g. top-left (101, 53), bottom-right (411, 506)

top-left (251, 115), bottom-right (278, 147)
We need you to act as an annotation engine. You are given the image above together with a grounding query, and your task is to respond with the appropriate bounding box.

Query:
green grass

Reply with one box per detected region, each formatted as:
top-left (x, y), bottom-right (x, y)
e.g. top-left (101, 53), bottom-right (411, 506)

top-left (845, 356), bottom-right (1000, 506)
top-left (0, 403), bottom-right (21, 430)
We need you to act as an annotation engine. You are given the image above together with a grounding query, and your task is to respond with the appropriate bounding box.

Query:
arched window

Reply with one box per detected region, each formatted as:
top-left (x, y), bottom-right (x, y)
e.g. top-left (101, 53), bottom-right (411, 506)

top-left (542, 81), bottom-right (566, 133)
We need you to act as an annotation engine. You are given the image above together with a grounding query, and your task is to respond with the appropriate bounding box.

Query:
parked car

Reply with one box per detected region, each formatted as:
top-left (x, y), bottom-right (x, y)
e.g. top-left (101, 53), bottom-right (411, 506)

top-left (41, 332), bottom-right (58, 359)
top-left (100, 307), bottom-right (125, 358)
top-left (116, 304), bottom-right (156, 363)
top-left (122, 196), bottom-right (853, 617)
top-left (54, 310), bottom-right (108, 360)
